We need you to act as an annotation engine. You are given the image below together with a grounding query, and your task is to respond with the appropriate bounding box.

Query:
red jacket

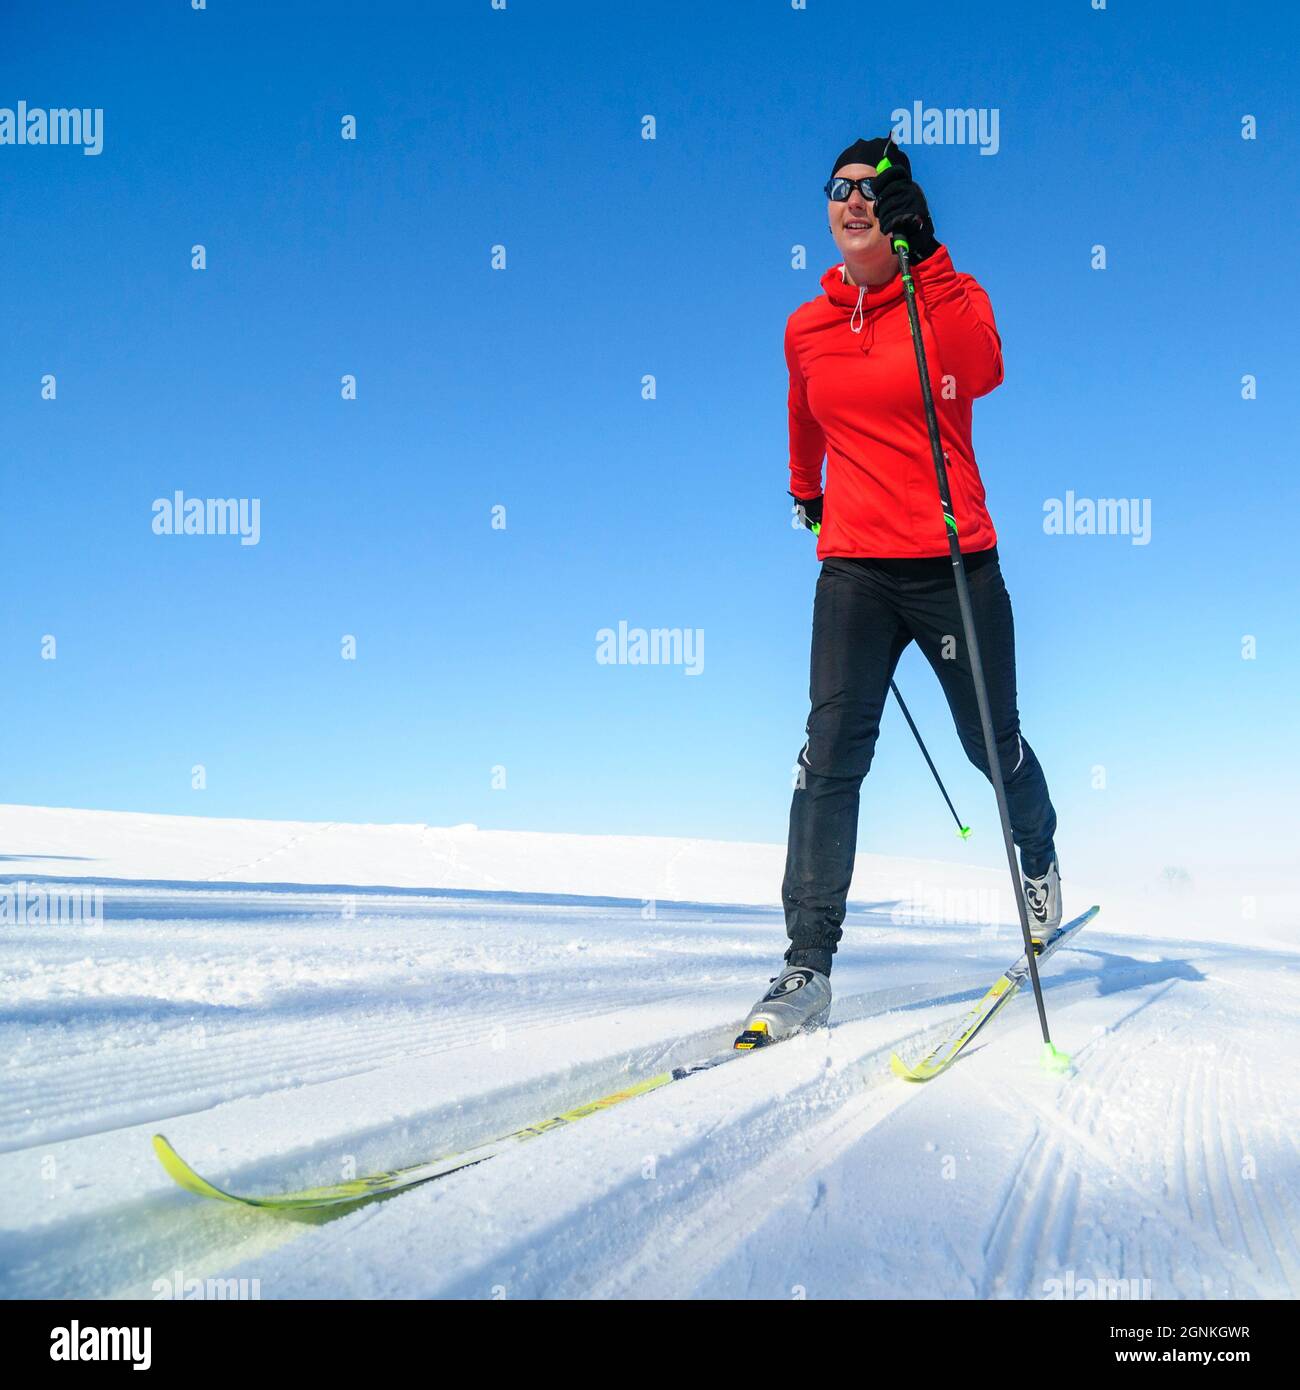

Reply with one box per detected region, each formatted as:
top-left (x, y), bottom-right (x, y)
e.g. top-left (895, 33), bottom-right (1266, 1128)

top-left (786, 245), bottom-right (1003, 558)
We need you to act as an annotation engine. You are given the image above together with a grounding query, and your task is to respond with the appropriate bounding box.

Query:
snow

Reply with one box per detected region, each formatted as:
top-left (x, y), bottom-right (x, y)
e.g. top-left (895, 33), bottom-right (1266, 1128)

top-left (1, 803), bottom-right (1297, 1300)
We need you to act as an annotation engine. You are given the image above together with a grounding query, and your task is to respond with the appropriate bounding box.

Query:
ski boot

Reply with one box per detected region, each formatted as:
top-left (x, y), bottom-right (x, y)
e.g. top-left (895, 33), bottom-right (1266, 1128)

top-left (734, 963), bottom-right (831, 1049)
top-left (1023, 853), bottom-right (1062, 951)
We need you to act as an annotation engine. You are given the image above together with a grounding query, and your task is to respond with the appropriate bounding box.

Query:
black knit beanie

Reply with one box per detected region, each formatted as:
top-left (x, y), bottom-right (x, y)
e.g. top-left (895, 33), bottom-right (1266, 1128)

top-left (829, 136), bottom-right (911, 179)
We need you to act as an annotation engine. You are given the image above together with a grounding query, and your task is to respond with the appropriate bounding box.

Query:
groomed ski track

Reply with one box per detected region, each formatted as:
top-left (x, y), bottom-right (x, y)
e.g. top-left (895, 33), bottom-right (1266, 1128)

top-left (1, 807), bottom-right (1297, 1300)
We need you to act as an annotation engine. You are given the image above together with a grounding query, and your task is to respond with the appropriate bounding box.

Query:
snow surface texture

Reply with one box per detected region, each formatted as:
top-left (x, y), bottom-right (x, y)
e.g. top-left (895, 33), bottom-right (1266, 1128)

top-left (1, 804), bottom-right (1297, 1300)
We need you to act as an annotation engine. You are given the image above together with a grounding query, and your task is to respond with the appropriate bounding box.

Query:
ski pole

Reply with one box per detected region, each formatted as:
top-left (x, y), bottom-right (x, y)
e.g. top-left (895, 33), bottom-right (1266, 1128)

top-left (877, 153), bottom-right (1066, 1070)
top-left (889, 680), bottom-right (971, 839)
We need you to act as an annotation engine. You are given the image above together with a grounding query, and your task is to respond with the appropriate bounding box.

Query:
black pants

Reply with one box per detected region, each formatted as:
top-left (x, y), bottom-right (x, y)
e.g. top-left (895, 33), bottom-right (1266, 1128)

top-left (782, 548), bottom-right (1057, 965)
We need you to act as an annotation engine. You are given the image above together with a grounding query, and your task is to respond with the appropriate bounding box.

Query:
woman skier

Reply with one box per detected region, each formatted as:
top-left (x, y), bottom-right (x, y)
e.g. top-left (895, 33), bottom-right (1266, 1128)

top-left (736, 137), bottom-right (1061, 1049)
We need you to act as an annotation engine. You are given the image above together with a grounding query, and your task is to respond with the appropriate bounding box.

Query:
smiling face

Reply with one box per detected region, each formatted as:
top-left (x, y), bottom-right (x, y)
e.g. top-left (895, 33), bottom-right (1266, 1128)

top-left (829, 162), bottom-right (897, 285)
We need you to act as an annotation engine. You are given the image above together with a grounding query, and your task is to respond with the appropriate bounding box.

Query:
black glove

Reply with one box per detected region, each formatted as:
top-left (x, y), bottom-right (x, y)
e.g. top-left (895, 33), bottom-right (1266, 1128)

top-left (871, 164), bottom-right (939, 264)
top-left (791, 493), bottom-right (823, 532)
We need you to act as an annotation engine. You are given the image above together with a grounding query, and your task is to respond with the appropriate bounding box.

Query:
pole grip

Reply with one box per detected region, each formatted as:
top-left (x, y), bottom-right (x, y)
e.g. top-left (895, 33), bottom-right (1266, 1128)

top-left (875, 154), bottom-right (912, 256)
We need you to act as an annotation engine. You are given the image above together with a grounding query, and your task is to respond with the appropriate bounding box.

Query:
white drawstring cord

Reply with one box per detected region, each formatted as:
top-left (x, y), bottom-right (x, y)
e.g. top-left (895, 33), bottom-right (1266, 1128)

top-left (850, 284), bottom-right (866, 334)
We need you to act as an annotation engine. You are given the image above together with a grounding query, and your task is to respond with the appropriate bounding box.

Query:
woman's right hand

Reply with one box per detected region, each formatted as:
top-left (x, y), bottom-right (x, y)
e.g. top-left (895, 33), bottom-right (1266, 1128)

top-left (792, 494), bottom-right (823, 532)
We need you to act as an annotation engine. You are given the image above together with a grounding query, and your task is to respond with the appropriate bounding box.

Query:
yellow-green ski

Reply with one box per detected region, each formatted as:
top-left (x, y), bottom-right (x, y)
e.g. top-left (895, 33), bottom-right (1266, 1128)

top-left (890, 904), bottom-right (1099, 1083)
top-left (154, 1068), bottom-right (696, 1212)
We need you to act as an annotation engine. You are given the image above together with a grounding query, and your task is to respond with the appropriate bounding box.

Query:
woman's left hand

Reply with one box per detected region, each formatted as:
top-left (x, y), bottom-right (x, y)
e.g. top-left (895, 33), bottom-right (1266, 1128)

top-left (872, 165), bottom-right (939, 263)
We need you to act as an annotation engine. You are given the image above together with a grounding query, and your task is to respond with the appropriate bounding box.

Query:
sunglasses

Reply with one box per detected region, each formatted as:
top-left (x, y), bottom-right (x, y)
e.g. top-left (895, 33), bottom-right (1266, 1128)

top-left (824, 176), bottom-right (879, 202)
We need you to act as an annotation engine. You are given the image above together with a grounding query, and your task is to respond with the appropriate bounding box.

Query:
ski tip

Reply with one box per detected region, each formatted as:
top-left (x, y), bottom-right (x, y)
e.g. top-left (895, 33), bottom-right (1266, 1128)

top-left (152, 1134), bottom-right (243, 1205)
top-left (152, 1131), bottom-right (189, 1175)
top-left (957, 825), bottom-right (972, 841)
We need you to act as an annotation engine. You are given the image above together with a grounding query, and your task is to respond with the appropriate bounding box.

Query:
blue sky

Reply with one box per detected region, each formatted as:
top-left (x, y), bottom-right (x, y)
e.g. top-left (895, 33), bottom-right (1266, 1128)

top-left (3, 0), bottom-right (1296, 889)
